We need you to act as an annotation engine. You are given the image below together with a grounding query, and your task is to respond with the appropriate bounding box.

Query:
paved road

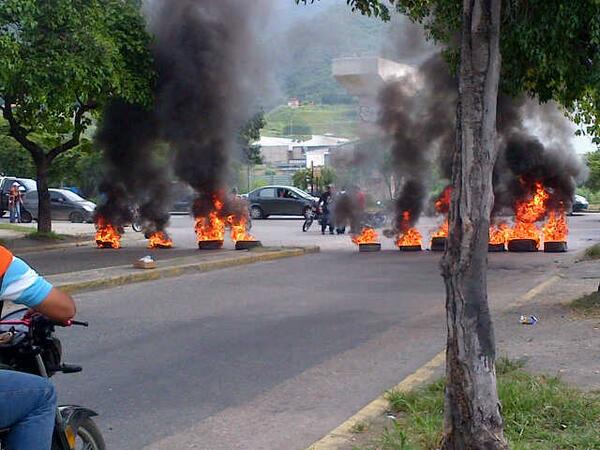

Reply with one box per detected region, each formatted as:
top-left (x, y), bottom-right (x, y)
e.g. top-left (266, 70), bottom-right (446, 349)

top-left (9, 211), bottom-right (597, 251)
top-left (14, 213), bottom-right (600, 275)
top-left (48, 217), bottom-right (598, 449)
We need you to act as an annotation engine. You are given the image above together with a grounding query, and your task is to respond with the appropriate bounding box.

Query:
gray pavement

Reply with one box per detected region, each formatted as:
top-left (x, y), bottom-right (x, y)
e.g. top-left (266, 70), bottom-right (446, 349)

top-left (4, 214), bottom-right (600, 449)
top-left (50, 224), bottom-right (587, 449)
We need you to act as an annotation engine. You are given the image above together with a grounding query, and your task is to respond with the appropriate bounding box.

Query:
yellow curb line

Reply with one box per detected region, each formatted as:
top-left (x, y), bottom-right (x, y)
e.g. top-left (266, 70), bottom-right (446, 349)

top-left (509, 274), bottom-right (561, 308)
top-left (308, 351), bottom-right (446, 450)
top-left (306, 272), bottom-right (561, 450)
top-left (56, 246), bottom-right (319, 295)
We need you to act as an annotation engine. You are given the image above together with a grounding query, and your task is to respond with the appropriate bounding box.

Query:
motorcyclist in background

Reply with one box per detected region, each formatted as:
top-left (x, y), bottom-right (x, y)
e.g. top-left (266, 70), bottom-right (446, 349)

top-left (0, 245), bottom-right (76, 450)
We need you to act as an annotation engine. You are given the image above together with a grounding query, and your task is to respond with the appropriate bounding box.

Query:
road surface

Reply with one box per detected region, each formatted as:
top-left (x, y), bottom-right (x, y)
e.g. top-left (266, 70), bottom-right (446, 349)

top-left (47, 215), bottom-right (600, 449)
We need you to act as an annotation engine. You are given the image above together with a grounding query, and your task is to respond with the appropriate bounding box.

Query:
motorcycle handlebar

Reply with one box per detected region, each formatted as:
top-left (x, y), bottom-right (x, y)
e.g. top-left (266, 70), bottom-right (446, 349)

top-left (0, 317), bottom-right (88, 329)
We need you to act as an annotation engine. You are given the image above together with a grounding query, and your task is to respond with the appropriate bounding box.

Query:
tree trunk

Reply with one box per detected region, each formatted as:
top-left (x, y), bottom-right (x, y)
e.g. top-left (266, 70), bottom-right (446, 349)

top-left (441, 0), bottom-right (507, 449)
top-left (35, 158), bottom-right (52, 233)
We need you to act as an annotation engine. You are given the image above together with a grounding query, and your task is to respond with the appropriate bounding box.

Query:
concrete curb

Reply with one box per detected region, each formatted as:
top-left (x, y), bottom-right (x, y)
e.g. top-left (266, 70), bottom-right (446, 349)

top-left (54, 246), bottom-right (320, 295)
top-left (308, 352), bottom-right (445, 450)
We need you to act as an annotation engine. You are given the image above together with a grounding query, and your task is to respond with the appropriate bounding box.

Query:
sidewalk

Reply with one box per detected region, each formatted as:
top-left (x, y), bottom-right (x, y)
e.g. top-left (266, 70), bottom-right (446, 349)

top-left (495, 255), bottom-right (600, 390)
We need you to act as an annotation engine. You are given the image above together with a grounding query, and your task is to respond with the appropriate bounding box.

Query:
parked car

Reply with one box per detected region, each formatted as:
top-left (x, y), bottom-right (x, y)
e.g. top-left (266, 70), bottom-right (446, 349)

top-left (0, 176), bottom-right (37, 221)
top-left (23, 188), bottom-right (96, 223)
top-left (245, 185), bottom-right (318, 219)
top-left (572, 194), bottom-right (589, 213)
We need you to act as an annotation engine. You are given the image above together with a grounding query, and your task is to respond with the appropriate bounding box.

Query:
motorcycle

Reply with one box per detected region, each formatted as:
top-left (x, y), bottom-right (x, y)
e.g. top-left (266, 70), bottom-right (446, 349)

top-left (131, 207), bottom-right (143, 232)
top-left (364, 211), bottom-right (387, 229)
top-left (0, 309), bottom-right (106, 450)
top-left (302, 204), bottom-right (321, 232)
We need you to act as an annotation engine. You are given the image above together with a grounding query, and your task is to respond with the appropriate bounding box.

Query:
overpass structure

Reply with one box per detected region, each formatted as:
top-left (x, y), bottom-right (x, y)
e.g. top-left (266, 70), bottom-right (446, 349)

top-left (332, 56), bottom-right (415, 126)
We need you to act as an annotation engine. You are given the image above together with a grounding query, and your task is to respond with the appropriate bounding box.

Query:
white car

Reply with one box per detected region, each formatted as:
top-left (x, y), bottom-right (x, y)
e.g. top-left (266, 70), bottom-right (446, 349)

top-left (572, 194), bottom-right (589, 213)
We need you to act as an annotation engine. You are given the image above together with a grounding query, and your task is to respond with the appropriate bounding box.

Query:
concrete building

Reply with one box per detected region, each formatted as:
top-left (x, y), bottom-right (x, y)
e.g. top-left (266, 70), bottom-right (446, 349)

top-left (255, 137), bottom-right (295, 165)
top-left (257, 135), bottom-right (351, 169)
top-left (332, 56), bottom-right (416, 129)
top-left (291, 135), bottom-right (351, 168)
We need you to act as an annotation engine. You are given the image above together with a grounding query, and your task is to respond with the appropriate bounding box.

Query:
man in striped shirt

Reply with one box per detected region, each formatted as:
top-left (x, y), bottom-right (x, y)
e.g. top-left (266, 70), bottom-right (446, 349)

top-left (0, 246), bottom-right (76, 450)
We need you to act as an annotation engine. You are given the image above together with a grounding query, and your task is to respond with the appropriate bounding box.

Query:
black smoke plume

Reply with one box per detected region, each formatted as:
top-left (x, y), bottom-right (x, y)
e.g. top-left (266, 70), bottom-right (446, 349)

top-left (97, 0), bottom-right (268, 228)
top-left (493, 98), bottom-right (587, 215)
top-left (95, 101), bottom-right (171, 234)
top-left (377, 53), bottom-right (457, 232)
top-left (332, 188), bottom-right (364, 233)
top-left (150, 0), bottom-right (265, 218)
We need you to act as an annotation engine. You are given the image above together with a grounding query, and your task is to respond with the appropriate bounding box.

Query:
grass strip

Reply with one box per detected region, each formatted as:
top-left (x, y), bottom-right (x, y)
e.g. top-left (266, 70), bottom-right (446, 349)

top-left (0, 223), bottom-right (32, 233)
top-left (358, 358), bottom-right (600, 450)
top-left (26, 231), bottom-right (66, 241)
top-left (571, 292), bottom-right (600, 318)
top-left (583, 243), bottom-right (600, 260)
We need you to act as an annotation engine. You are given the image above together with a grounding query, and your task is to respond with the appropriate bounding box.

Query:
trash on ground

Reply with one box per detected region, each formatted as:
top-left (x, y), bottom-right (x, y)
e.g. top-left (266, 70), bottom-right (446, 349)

top-left (520, 315), bottom-right (538, 325)
top-left (133, 255), bottom-right (156, 269)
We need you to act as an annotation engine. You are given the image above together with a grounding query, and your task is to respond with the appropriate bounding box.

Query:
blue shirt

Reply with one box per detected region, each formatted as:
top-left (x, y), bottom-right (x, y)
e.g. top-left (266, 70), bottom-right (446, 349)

top-left (0, 257), bottom-right (53, 307)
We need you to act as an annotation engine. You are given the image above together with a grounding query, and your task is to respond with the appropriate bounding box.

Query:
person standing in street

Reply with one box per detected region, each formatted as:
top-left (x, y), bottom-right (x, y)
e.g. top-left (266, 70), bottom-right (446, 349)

top-left (8, 182), bottom-right (23, 223)
top-left (319, 185), bottom-right (335, 235)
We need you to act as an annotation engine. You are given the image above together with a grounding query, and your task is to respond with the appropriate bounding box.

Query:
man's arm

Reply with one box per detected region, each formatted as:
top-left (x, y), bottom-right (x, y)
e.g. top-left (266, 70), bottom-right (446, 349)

top-left (1, 256), bottom-right (76, 323)
top-left (33, 288), bottom-right (76, 324)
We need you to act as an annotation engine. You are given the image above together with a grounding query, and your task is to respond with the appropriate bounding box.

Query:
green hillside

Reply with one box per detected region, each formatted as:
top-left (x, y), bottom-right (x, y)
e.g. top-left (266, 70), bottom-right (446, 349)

top-left (264, 104), bottom-right (359, 138)
top-left (274, 3), bottom-right (390, 105)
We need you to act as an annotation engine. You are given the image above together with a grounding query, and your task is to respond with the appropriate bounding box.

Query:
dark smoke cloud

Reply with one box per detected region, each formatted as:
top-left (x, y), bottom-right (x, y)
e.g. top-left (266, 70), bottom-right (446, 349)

top-left (150, 0), bottom-right (266, 217)
top-left (95, 101), bottom-right (171, 233)
top-left (332, 188), bottom-right (364, 233)
top-left (97, 0), bottom-right (270, 226)
top-left (377, 53), bottom-right (457, 231)
top-left (376, 46), bottom-right (585, 229)
top-left (493, 98), bottom-right (587, 215)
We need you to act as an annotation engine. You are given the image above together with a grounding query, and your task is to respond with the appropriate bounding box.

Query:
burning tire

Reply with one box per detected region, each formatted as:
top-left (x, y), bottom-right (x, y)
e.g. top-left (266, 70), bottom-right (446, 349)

top-left (488, 243), bottom-right (505, 252)
top-left (507, 239), bottom-right (538, 252)
top-left (399, 245), bottom-right (422, 252)
top-left (544, 241), bottom-right (567, 253)
top-left (430, 237), bottom-right (447, 252)
top-left (198, 240), bottom-right (224, 250)
top-left (359, 243), bottom-right (381, 252)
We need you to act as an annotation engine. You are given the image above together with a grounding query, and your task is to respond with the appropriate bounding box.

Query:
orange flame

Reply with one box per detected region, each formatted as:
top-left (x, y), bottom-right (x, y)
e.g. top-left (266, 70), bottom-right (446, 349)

top-left (489, 222), bottom-right (511, 245)
top-left (435, 186), bottom-right (452, 214)
top-left (148, 231), bottom-right (173, 249)
top-left (509, 181), bottom-right (549, 245)
top-left (395, 211), bottom-right (422, 247)
top-left (195, 198), bottom-right (226, 242)
top-left (431, 219), bottom-right (449, 238)
top-left (95, 216), bottom-right (121, 249)
top-left (352, 227), bottom-right (379, 245)
top-left (396, 228), bottom-right (423, 247)
top-left (542, 209), bottom-right (568, 242)
top-left (227, 215), bottom-right (255, 242)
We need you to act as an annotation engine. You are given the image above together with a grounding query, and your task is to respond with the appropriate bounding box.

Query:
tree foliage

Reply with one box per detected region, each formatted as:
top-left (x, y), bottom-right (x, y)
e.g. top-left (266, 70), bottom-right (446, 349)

top-left (584, 151), bottom-right (600, 192)
top-left (238, 111), bottom-right (267, 165)
top-left (292, 166), bottom-right (336, 192)
top-left (0, 0), bottom-right (154, 230)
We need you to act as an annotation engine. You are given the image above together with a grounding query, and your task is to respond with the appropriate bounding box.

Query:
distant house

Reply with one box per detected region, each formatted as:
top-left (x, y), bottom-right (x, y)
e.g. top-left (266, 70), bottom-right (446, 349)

top-left (287, 98), bottom-right (301, 109)
top-left (291, 135), bottom-right (351, 168)
top-left (256, 134), bottom-right (353, 172)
